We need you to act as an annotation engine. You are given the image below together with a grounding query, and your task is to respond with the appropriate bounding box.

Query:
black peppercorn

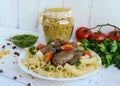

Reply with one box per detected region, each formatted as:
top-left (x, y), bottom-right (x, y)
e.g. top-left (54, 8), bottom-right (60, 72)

top-left (14, 52), bottom-right (20, 56)
top-left (2, 45), bottom-right (5, 49)
top-left (27, 83), bottom-right (31, 86)
top-left (12, 46), bottom-right (17, 49)
top-left (0, 69), bottom-right (3, 73)
top-left (7, 43), bottom-right (10, 45)
top-left (13, 76), bottom-right (17, 80)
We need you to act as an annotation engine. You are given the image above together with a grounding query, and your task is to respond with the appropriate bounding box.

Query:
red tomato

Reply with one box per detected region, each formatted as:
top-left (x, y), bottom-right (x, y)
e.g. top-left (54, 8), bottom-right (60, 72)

top-left (36, 44), bottom-right (45, 50)
top-left (61, 44), bottom-right (73, 51)
top-left (76, 27), bottom-right (92, 41)
top-left (88, 31), bottom-right (106, 43)
top-left (108, 30), bottom-right (120, 42)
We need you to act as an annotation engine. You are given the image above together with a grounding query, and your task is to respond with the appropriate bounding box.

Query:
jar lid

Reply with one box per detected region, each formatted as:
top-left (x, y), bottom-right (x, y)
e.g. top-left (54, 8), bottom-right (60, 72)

top-left (43, 7), bottom-right (72, 18)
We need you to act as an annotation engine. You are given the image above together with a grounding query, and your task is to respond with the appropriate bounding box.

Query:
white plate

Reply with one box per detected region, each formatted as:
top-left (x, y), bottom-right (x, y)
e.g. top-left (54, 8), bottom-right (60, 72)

top-left (18, 50), bottom-right (102, 81)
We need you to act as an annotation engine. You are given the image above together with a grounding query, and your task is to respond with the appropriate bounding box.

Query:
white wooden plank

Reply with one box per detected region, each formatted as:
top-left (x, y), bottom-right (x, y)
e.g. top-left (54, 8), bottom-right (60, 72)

top-left (64, 0), bottom-right (91, 29)
top-left (19, 0), bottom-right (40, 31)
top-left (0, 0), bottom-right (17, 27)
top-left (90, 0), bottom-right (120, 29)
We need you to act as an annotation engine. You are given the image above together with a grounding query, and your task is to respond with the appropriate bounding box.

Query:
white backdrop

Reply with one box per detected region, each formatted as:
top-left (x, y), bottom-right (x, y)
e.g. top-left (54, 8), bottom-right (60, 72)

top-left (0, 0), bottom-right (120, 32)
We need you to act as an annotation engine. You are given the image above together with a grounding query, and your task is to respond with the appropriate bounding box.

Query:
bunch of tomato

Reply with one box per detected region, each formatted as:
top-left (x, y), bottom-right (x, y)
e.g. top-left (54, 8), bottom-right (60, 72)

top-left (76, 23), bottom-right (120, 43)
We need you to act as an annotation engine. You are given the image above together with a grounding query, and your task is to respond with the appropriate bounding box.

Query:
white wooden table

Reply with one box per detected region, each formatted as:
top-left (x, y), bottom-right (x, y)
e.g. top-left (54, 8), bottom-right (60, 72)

top-left (0, 26), bottom-right (120, 86)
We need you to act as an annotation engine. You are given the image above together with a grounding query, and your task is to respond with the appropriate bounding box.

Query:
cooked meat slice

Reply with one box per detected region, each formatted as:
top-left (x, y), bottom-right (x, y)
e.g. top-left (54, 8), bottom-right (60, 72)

top-left (52, 51), bottom-right (74, 66)
top-left (40, 44), bottom-right (56, 54)
top-left (53, 39), bottom-right (61, 51)
top-left (39, 47), bottom-right (47, 54)
top-left (46, 44), bottom-right (56, 53)
top-left (69, 50), bottom-right (84, 65)
top-left (68, 53), bottom-right (80, 65)
top-left (54, 39), bottom-right (61, 47)
top-left (75, 50), bottom-right (84, 56)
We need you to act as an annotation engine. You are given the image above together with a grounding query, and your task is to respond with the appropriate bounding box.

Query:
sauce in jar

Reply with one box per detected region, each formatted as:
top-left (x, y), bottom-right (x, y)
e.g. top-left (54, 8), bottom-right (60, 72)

top-left (41, 7), bottom-right (74, 41)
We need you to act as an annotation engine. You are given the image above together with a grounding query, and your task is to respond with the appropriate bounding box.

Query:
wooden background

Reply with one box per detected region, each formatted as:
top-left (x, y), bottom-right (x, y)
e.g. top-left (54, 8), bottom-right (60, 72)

top-left (0, 0), bottom-right (120, 32)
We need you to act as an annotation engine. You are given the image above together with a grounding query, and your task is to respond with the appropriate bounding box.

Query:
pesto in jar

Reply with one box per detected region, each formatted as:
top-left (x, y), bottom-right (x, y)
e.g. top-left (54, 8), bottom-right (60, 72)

top-left (11, 34), bottom-right (38, 48)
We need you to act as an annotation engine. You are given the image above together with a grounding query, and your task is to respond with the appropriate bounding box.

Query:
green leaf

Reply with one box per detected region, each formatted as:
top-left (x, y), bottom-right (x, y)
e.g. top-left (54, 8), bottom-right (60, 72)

top-left (114, 52), bottom-right (120, 69)
top-left (98, 43), bottom-right (106, 52)
top-left (29, 46), bottom-right (35, 55)
top-left (101, 54), bottom-right (107, 65)
top-left (110, 41), bottom-right (118, 53)
top-left (88, 39), bottom-right (98, 50)
top-left (81, 39), bottom-right (89, 49)
top-left (105, 54), bottom-right (112, 67)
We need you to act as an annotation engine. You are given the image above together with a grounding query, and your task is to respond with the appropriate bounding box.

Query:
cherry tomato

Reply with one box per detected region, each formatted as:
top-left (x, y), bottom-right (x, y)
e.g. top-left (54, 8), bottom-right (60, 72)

top-left (76, 27), bottom-right (92, 41)
top-left (61, 44), bottom-right (73, 51)
top-left (44, 52), bottom-right (53, 62)
top-left (108, 30), bottom-right (120, 42)
top-left (88, 31), bottom-right (106, 43)
top-left (36, 44), bottom-right (45, 50)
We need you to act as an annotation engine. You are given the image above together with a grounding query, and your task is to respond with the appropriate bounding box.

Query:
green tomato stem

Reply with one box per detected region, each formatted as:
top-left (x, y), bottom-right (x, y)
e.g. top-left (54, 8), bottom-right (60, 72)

top-left (90, 23), bottom-right (120, 30)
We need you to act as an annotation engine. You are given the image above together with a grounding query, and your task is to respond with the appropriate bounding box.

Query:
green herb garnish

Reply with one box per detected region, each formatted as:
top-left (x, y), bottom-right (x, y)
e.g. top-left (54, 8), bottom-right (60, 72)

top-left (44, 67), bottom-right (50, 72)
top-left (73, 61), bottom-right (81, 67)
top-left (29, 46), bottom-right (35, 55)
top-left (47, 40), bottom-right (52, 44)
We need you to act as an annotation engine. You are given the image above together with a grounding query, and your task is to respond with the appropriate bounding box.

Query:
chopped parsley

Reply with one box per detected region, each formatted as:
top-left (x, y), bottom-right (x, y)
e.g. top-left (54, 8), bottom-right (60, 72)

top-left (29, 46), bottom-right (35, 55)
top-left (47, 40), bottom-right (52, 44)
top-left (44, 67), bottom-right (50, 72)
top-left (73, 61), bottom-right (81, 67)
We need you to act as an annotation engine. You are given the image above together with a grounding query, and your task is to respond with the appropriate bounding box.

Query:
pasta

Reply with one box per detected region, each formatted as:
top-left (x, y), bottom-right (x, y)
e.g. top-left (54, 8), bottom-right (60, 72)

top-left (38, 69), bottom-right (54, 77)
top-left (77, 64), bottom-right (86, 70)
top-left (64, 63), bottom-right (95, 76)
top-left (21, 58), bottom-right (29, 67)
top-left (35, 51), bottom-right (44, 60)
top-left (40, 7), bottom-right (74, 41)
top-left (80, 55), bottom-right (98, 65)
top-left (54, 72), bottom-right (63, 78)
top-left (38, 61), bottom-right (45, 68)
top-left (48, 65), bottom-right (55, 71)
top-left (29, 65), bottom-right (36, 71)
top-left (28, 58), bottom-right (39, 66)
top-left (21, 45), bottom-right (101, 78)
top-left (56, 65), bottom-right (64, 72)
top-left (63, 70), bottom-right (72, 78)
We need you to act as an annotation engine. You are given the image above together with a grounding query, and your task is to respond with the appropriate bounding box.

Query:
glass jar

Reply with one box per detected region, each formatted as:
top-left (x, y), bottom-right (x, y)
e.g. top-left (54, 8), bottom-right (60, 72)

top-left (41, 7), bottom-right (74, 41)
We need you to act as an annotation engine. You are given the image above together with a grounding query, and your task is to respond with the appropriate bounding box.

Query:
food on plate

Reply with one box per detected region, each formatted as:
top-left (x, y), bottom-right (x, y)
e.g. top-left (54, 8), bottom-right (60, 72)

top-left (0, 50), bottom-right (10, 59)
top-left (41, 7), bottom-right (73, 41)
top-left (21, 39), bottom-right (101, 78)
top-left (11, 34), bottom-right (38, 48)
